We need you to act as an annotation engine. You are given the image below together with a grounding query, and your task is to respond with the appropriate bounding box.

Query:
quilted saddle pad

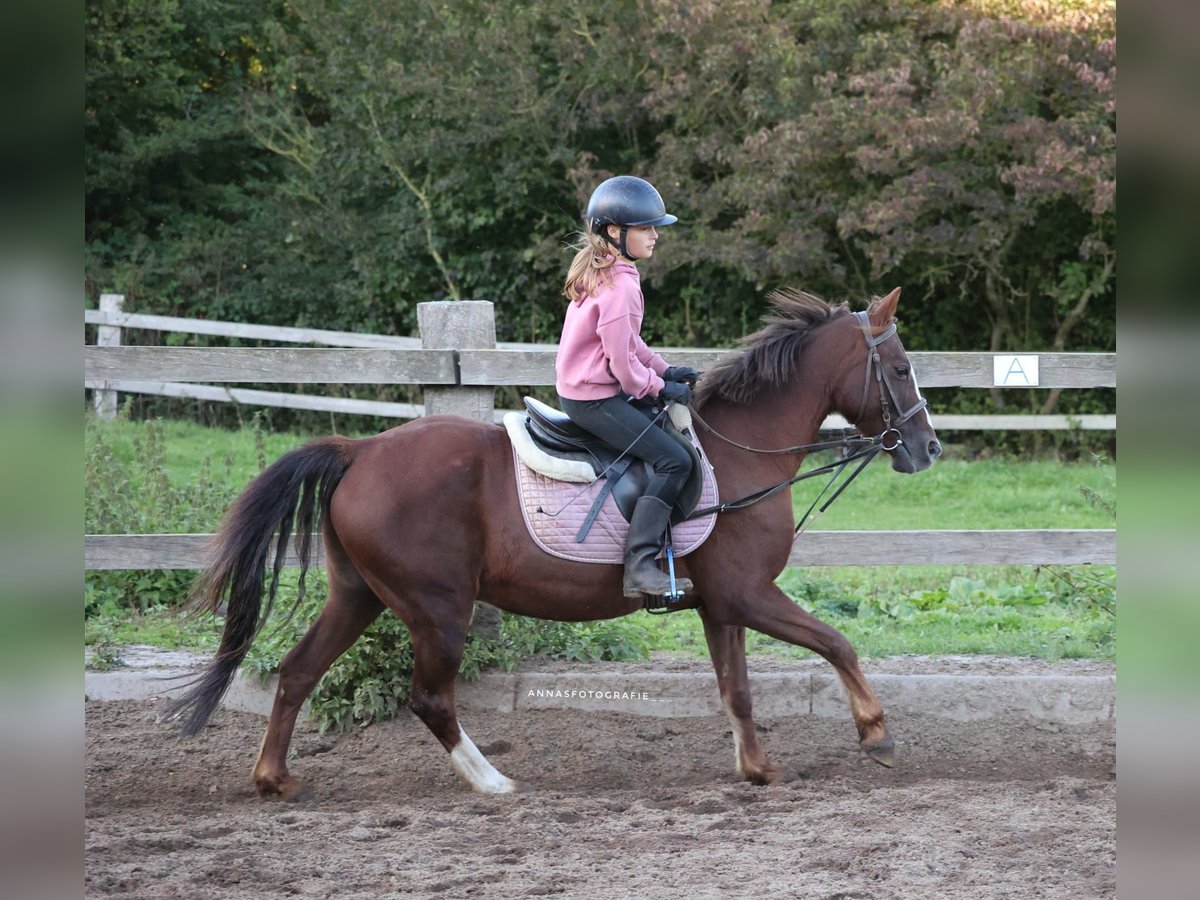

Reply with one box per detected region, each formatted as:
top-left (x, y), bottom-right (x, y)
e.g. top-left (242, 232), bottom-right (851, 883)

top-left (511, 428), bottom-right (720, 564)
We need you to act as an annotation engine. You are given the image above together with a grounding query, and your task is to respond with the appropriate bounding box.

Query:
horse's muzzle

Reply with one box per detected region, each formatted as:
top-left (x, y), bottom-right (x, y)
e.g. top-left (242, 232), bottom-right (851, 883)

top-left (888, 436), bottom-right (941, 473)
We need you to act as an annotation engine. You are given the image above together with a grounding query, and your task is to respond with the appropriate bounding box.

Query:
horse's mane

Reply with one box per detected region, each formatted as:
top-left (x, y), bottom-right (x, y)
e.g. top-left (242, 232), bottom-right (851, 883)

top-left (694, 289), bottom-right (851, 406)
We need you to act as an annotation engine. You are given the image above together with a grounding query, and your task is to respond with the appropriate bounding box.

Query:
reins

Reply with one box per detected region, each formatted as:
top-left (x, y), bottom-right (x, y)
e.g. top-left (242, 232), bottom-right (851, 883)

top-left (687, 406), bottom-right (871, 458)
top-left (681, 424), bottom-right (887, 532)
top-left (682, 310), bottom-right (925, 532)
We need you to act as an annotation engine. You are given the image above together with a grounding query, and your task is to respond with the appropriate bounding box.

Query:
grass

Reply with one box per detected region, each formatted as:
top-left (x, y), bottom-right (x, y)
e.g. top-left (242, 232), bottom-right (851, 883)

top-left (788, 450), bottom-right (1116, 531)
top-left (648, 449), bottom-right (1116, 661)
top-left (86, 416), bottom-right (1116, 663)
top-left (652, 564), bottom-right (1114, 660)
top-left (89, 415), bottom-right (323, 495)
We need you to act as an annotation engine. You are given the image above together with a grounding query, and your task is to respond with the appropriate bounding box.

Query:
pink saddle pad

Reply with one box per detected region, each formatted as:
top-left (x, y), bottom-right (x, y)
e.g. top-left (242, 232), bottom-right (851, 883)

top-left (511, 428), bottom-right (719, 564)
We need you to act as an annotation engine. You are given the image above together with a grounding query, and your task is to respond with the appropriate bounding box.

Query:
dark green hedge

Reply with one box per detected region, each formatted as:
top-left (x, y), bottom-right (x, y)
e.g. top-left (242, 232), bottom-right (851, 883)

top-left (86, 0), bottom-right (1114, 423)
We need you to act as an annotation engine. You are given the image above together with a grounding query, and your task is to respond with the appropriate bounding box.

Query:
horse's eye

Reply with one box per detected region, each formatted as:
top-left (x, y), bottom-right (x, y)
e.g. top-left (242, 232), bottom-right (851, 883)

top-left (895, 365), bottom-right (910, 378)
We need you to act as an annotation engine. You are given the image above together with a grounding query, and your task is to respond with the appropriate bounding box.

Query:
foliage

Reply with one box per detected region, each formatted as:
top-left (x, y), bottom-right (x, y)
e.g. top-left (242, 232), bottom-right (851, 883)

top-left (242, 578), bottom-right (651, 733)
top-left (85, 0), bottom-right (1115, 394)
top-left (84, 0), bottom-right (299, 317)
top-left (83, 617), bottom-right (127, 671)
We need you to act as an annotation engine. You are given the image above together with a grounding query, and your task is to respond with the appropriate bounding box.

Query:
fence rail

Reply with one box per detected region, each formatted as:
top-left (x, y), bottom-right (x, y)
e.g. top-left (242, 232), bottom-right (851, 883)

top-left (457, 348), bottom-right (1114, 389)
top-left (84, 530), bottom-right (1116, 570)
top-left (84, 298), bottom-right (1116, 429)
top-left (84, 346), bottom-right (457, 384)
top-left (84, 296), bottom-right (1116, 573)
top-left (82, 345), bottom-right (1117, 390)
top-left (84, 308), bottom-right (423, 349)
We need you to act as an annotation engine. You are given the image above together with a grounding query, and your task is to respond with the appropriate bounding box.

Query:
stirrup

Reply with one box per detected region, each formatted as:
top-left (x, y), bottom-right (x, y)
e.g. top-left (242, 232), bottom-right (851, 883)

top-left (643, 591), bottom-right (689, 615)
top-left (643, 543), bottom-right (689, 615)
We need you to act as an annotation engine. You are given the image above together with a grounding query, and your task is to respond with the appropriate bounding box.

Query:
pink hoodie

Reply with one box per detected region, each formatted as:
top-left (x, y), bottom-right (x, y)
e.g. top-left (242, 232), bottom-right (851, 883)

top-left (555, 259), bottom-right (668, 401)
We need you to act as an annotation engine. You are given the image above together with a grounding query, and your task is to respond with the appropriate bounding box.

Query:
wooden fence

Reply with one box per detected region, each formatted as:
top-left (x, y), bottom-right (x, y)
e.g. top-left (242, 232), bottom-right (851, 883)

top-left (85, 294), bottom-right (1116, 432)
top-left (84, 297), bottom-right (1116, 571)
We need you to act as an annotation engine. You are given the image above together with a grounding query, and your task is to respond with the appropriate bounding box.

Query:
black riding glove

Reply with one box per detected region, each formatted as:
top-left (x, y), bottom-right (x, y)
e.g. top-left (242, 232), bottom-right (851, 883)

top-left (663, 365), bottom-right (701, 386)
top-left (657, 380), bottom-right (693, 407)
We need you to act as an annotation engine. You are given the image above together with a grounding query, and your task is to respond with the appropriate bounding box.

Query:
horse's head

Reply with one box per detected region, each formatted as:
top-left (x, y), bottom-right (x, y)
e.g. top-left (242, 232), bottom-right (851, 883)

top-left (832, 288), bottom-right (941, 474)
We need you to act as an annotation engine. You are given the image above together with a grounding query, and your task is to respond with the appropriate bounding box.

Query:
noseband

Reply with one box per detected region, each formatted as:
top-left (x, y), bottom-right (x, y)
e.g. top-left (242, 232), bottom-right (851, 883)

top-left (852, 311), bottom-right (928, 451)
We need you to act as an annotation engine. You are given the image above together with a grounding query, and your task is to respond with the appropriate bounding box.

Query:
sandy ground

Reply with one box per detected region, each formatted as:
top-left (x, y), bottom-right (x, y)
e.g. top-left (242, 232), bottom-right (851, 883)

top-left (86, 694), bottom-right (1114, 899)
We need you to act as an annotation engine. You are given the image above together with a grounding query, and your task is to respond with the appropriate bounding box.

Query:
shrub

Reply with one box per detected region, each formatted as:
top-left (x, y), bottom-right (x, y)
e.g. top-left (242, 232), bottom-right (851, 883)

top-left (243, 575), bottom-right (651, 733)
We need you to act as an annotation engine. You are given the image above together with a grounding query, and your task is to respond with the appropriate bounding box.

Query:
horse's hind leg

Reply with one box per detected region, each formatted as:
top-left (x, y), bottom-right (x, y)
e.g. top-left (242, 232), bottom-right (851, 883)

top-left (699, 611), bottom-right (797, 785)
top-left (406, 618), bottom-right (526, 794)
top-left (731, 584), bottom-right (894, 767)
top-left (252, 540), bottom-right (384, 800)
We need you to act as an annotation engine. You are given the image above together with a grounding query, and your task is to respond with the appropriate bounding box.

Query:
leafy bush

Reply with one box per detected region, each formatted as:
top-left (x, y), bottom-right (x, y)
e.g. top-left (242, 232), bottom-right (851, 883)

top-left (243, 574), bottom-right (651, 733)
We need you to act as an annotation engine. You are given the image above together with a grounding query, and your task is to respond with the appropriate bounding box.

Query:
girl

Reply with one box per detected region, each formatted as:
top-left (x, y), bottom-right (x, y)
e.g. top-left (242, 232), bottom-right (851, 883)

top-left (555, 175), bottom-right (701, 600)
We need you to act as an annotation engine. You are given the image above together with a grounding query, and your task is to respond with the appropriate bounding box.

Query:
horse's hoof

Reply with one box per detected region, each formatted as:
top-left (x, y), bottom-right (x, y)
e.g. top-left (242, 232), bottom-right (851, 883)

top-left (862, 735), bottom-right (896, 768)
top-left (256, 776), bottom-right (315, 802)
top-left (745, 764), bottom-right (799, 786)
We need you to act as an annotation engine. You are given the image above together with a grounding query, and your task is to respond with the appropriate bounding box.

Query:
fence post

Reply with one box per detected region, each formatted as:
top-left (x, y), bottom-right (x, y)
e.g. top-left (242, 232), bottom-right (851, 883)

top-left (93, 293), bottom-right (124, 419)
top-left (416, 300), bottom-right (502, 638)
top-left (417, 300), bottom-right (496, 422)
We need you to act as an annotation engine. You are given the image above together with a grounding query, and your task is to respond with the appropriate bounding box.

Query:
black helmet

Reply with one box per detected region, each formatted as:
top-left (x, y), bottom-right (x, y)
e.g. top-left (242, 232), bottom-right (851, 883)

top-left (586, 175), bottom-right (678, 232)
top-left (585, 175), bottom-right (677, 259)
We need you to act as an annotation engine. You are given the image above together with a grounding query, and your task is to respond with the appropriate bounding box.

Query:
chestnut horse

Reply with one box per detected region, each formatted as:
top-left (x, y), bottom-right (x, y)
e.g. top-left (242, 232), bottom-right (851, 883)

top-left (166, 287), bottom-right (940, 796)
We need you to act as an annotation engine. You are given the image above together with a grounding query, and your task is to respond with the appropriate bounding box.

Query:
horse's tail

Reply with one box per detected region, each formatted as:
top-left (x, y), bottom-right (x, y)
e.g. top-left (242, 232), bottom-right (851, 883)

top-left (163, 437), bottom-right (356, 736)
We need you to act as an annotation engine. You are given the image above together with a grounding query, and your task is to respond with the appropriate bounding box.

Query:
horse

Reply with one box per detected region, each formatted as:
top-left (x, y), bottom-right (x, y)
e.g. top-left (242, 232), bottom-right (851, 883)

top-left (165, 286), bottom-right (940, 797)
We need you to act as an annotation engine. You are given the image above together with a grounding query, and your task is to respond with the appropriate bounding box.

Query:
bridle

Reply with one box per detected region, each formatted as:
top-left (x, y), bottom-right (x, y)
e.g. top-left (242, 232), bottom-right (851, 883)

top-left (852, 310), bottom-right (929, 452)
top-left (684, 311), bottom-right (928, 530)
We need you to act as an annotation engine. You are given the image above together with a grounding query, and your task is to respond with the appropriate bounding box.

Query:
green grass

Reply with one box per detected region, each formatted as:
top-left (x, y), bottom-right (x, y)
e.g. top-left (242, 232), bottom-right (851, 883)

top-left (789, 451), bottom-right (1116, 530)
top-left (86, 416), bottom-right (1116, 663)
top-left (651, 564), bottom-right (1114, 661)
top-left (644, 450), bottom-right (1116, 661)
top-left (89, 414), bottom-right (328, 496)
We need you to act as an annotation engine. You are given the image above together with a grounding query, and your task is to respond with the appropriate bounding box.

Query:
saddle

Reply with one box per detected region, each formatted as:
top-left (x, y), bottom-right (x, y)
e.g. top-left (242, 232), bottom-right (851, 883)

top-left (517, 397), bottom-right (704, 530)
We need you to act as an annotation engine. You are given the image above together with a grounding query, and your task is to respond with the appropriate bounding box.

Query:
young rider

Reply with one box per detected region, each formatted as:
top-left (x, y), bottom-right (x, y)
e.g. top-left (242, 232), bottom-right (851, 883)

top-left (555, 175), bottom-right (701, 600)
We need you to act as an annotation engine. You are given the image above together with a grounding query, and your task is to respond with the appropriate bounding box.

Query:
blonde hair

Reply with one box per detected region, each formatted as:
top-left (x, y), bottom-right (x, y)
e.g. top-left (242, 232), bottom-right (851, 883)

top-left (562, 231), bottom-right (618, 304)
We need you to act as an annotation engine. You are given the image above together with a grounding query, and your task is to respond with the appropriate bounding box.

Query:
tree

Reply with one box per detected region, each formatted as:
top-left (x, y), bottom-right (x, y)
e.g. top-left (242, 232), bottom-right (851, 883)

top-left (86, 0), bottom-right (1115, 379)
top-left (639, 0), bottom-right (1114, 369)
top-left (85, 0), bottom-right (292, 316)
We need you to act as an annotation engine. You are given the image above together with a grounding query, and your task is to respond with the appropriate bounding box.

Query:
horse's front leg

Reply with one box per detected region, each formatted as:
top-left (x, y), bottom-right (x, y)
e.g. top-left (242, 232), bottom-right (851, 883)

top-left (699, 610), bottom-right (797, 785)
top-left (727, 583), bottom-right (894, 767)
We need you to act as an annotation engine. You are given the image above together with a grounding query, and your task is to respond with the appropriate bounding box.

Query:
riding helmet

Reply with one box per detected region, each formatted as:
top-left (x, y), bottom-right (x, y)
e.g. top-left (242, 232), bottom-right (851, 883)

top-left (585, 176), bottom-right (678, 233)
top-left (585, 176), bottom-right (677, 259)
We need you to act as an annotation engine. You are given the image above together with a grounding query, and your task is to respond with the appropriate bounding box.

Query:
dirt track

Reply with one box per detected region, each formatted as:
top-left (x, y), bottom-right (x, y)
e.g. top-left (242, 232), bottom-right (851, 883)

top-left (86, 698), bottom-right (1114, 898)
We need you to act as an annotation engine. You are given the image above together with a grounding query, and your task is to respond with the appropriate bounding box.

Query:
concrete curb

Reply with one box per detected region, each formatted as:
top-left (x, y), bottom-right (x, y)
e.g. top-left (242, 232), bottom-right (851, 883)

top-left (457, 671), bottom-right (1114, 725)
top-left (85, 654), bottom-right (1115, 726)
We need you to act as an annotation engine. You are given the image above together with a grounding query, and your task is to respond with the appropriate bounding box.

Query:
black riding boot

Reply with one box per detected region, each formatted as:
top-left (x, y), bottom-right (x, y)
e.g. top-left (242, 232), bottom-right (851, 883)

top-left (622, 496), bottom-right (694, 599)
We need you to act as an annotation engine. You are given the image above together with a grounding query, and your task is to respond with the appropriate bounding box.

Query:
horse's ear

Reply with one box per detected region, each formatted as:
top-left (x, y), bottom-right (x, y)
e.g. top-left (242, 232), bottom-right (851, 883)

top-left (868, 287), bottom-right (901, 328)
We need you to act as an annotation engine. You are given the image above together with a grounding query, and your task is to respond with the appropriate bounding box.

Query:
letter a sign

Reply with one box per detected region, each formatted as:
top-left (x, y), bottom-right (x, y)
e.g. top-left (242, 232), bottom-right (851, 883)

top-left (993, 355), bottom-right (1040, 387)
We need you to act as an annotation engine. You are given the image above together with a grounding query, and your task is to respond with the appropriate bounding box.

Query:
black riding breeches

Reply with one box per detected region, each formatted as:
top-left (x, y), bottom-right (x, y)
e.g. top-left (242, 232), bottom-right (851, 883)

top-left (558, 393), bottom-right (694, 507)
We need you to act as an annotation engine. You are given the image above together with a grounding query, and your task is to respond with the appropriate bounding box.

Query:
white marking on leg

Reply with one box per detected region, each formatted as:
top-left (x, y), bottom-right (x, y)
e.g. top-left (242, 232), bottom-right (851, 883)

top-left (723, 702), bottom-right (747, 777)
top-left (449, 726), bottom-right (518, 794)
